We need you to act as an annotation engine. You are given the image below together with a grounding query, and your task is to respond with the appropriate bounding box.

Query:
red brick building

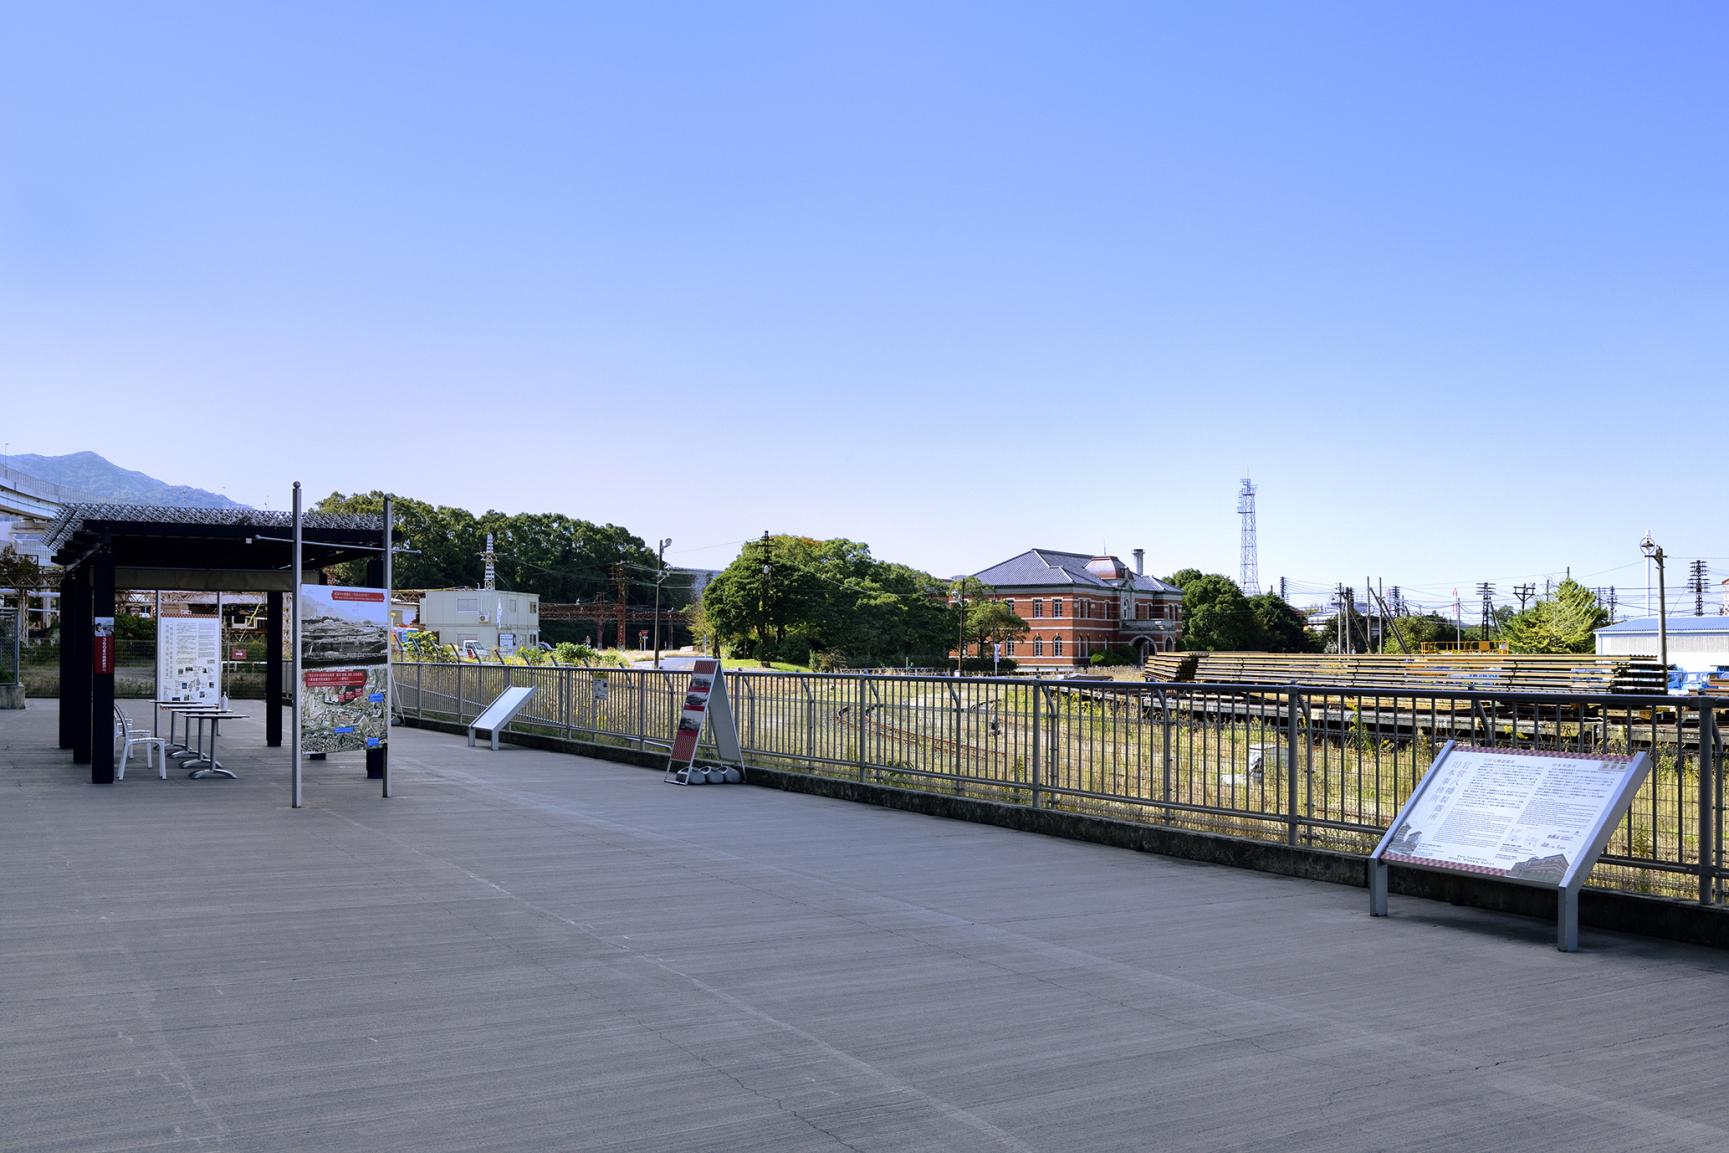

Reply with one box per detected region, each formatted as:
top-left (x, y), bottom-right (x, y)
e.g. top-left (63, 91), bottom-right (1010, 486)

top-left (969, 549), bottom-right (1183, 669)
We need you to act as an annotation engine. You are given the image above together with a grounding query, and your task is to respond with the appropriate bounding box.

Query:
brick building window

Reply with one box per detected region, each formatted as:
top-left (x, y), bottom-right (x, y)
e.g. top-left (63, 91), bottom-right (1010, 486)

top-left (1033, 599), bottom-right (1043, 618)
top-left (1052, 598), bottom-right (1063, 618)
top-left (1053, 636), bottom-right (1063, 657)
top-left (1033, 637), bottom-right (1044, 656)
top-left (1006, 639), bottom-right (1016, 656)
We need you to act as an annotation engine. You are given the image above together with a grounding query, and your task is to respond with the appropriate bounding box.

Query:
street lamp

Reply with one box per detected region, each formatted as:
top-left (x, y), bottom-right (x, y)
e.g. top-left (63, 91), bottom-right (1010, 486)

top-left (652, 538), bottom-right (671, 669)
top-left (1640, 533), bottom-right (1668, 678)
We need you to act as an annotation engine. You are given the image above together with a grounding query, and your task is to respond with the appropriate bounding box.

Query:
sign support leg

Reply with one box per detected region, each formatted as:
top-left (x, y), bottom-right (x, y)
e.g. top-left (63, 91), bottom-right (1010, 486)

top-left (1558, 890), bottom-right (1579, 953)
top-left (1370, 861), bottom-right (1389, 917)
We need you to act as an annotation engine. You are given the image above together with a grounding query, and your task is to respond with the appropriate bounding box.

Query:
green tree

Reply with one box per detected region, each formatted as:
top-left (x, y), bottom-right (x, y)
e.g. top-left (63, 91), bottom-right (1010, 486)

top-left (702, 535), bottom-right (952, 666)
top-left (1247, 592), bottom-right (1316, 652)
top-left (1500, 580), bottom-right (1610, 654)
top-left (1379, 613), bottom-right (1461, 654)
top-left (1163, 568), bottom-right (1204, 590)
top-left (1178, 574), bottom-right (1258, 651)
top-left (967, 598), bottom-right (1030, 655)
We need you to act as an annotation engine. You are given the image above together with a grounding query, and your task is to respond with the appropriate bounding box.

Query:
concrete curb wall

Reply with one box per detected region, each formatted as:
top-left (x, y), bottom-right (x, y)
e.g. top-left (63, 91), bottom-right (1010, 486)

top-left (398, 715), bottom-right (1729, 950)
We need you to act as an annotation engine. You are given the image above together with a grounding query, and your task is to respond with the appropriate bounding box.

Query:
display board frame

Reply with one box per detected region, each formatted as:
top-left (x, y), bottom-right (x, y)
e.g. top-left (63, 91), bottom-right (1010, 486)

top-left (1370, 741), bottom-right (1651, 951)
top-left (664, 658), bottom-right (743, 784)
top-left (298, 584), bottom-right (390, 756)
top-left (157, 615), bottom-right (222, 706)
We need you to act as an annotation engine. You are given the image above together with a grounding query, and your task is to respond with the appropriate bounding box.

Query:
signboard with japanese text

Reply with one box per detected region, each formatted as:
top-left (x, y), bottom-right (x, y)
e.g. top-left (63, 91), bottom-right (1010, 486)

top-left (1373, 745), bottom-right (1648, 886)
top-left (299, 585), bottom-right (389, 754)
top-left (1370, 743), bottom-right (1651, 950)
top-left (158, 616), bottom-right (221, 704)
top-left (93, 616), bottom-right (115, 676)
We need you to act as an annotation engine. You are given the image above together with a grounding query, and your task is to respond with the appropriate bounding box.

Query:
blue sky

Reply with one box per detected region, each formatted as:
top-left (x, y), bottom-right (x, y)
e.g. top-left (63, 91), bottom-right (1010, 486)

top-left (3, 2), bottom-right (1724, 615)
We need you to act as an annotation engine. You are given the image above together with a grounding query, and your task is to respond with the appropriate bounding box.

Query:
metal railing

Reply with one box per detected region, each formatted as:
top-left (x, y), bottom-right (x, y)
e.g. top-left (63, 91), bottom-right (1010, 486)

top-left (391, 662), bottom-right (1728, 907)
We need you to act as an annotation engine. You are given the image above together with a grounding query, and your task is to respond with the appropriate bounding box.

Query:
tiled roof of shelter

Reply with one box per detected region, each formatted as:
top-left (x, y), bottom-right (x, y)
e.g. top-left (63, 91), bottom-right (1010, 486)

top-left (974, 549), bottom-right (1180, 594)
top-left (44, 503), bottom-right (383, 552)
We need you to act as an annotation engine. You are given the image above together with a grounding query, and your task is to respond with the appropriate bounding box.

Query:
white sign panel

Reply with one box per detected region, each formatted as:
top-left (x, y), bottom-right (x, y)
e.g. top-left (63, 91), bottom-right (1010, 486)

top-left (1370, 743), bottom-right (1652, 951)
top-left (158, 616), bottom-right (221, 704)
top-left (1375, 746), bottom-right (1646, 887)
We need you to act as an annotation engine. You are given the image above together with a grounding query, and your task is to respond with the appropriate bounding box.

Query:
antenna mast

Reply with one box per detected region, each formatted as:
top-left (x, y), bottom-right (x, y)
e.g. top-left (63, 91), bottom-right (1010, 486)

top-left (1237, 478), bottom-right (1260, 596)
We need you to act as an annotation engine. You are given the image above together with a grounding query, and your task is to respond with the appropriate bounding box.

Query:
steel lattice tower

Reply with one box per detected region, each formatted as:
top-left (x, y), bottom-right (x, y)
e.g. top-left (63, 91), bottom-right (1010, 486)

top-left (1237, 478), bottom-right (1260, 596)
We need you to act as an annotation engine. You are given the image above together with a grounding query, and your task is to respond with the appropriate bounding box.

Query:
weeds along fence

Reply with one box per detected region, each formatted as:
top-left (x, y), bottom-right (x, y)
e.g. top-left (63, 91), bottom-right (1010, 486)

top-left (391, 662), bottom-right (1728, 907)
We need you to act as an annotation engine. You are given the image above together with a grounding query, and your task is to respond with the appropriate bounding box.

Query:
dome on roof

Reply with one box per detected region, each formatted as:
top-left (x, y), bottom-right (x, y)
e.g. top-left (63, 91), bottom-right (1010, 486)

top-left (1085, 555), bottom-right (1127, 580)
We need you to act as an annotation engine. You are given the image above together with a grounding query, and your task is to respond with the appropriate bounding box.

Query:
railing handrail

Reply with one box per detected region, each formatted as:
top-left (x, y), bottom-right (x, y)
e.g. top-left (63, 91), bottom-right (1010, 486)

top-left (388, 659), bottom-right (1727, 711)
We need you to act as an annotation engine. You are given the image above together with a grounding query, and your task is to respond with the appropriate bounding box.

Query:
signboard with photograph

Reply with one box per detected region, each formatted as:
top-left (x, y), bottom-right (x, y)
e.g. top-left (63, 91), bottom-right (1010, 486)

top-left (299, 585), bottom-right (390, 754)
top-left (1370, 743), bottom-right (1650, 950)
top-left (665, 658), bottom-right (742, 782)
top-left (158, 616), bottom-right (221, 704)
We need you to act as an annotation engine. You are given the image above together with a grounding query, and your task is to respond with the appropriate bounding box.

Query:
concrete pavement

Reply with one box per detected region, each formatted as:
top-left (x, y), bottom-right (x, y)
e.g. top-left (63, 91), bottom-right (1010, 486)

top-left (5, 701), bottom-right (1728, 1152)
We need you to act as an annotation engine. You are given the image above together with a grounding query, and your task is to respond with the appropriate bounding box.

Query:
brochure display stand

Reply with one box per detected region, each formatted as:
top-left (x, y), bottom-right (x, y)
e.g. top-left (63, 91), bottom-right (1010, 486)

top-left (665, 659), bottom-right (744, 785)
top-left (1370, 742), bottom-right (1651, 951)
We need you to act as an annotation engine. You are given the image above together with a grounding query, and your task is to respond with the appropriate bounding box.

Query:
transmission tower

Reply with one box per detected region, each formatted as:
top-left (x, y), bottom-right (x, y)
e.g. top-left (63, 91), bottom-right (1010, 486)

top-left (1476, 582), bottom-right (1495, 636)
top-left (1690, 560), bottom-right (1708, 616)
top-left (1237, 477), bottom-right (1260, 596)
top-left (481, 532), bottom-right (497, 590)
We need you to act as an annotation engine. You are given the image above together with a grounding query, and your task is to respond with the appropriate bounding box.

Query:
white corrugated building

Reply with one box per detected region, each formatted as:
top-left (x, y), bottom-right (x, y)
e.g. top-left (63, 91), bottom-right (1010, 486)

top-left (1594, 616), bottom-right (1729, 679)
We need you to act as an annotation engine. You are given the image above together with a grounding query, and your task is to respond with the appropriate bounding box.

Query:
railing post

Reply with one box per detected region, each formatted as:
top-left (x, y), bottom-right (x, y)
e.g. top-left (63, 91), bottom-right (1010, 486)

top-left (855, 675), bottom-right (867, 782)
top-left (1030, 683), bottom-right (1042, 808)
top-left (635, 672), bottom-right (646, 749)
top-left (1700, 703), bottom-right (1718, 906)
top-left (456, 662), bottom-right (466, 723)
top-left (562, 666), bottom-right (571, 741)
top-left (1287, 690), bottom-right (1302, 846)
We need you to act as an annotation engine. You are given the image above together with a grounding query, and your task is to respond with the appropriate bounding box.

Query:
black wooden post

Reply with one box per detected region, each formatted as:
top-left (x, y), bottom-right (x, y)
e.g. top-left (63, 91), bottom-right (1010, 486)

top-left (90, 550), bottom-right (116, 784)
top-left (57, 570), bottom-right (74, 750)
top-left (68, 568), bottom-right (92, 765)
top-left (266, 590), bottom-right (283, 748)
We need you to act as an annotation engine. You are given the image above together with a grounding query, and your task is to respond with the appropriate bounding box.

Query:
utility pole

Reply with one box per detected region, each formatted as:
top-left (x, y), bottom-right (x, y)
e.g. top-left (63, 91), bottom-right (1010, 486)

top-left (1690, 560), bottom-right (1708, 616)
top-left (1334, 584), bottom-right (1347, 653)
top-left (612, 563), bottom-right (629, 652)
top-left (1476, 582), bottom-right (1495, 638)
top-left (758, 531), bottom-right (772, 668)
top-left (652, 538), bottom-right (671, 668)
top-left (1641, 535), bottom-right (1668, 674)
top-left (1513, 583), bottom-right (1535, 612)
top-left (955, 576), bottom-right (967, 676)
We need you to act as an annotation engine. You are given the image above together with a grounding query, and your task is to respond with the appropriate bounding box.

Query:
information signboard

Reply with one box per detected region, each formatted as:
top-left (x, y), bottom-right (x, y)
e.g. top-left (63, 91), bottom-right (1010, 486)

top-left (299, 585), bottom-right (390, 754)
top-left (1370, 742), bottom-right (1650, 951)
top-left (157, 616), bottom-right (221, 705)
top-left (665, 658), bottom-right (743, 783)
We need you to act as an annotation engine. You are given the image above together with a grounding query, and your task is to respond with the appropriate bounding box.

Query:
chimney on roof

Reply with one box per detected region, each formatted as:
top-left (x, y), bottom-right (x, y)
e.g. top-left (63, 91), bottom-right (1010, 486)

top-left (1133, 548), bottom-right (1144, 576)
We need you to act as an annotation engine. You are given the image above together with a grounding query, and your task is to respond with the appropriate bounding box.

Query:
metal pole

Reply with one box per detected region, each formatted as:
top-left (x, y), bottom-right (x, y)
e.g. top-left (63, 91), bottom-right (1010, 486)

top-left (1656, 550), bottom-right (1669, 675)
top-left (290, 481), bottom-right (302, 809)
top-left (382, 495), bottom-right (393, 798)
top-left (1287, 689), bottom-right (1301, 845)
top-left (1030, 683), bottom-right (1042, 808)
top-left (1699, 704), bottom-right (1717, 905)
top-left (653, 537), bottom-right (669, 669)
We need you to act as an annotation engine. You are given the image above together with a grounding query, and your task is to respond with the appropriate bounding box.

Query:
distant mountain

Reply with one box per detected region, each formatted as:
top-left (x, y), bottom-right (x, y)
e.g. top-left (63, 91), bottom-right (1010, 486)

top-left (7, 452), bottom-right (244, 509)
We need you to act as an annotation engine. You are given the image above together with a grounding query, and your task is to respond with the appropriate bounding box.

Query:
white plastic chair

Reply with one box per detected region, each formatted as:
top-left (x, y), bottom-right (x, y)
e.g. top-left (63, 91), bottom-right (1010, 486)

top-left (115, 705), bottom-right (167, 780)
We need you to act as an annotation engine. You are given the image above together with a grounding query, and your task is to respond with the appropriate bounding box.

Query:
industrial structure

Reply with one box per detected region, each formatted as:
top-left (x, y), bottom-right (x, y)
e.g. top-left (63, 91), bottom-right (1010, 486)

top-left (1236, 478), bottom-right (1260, 596)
